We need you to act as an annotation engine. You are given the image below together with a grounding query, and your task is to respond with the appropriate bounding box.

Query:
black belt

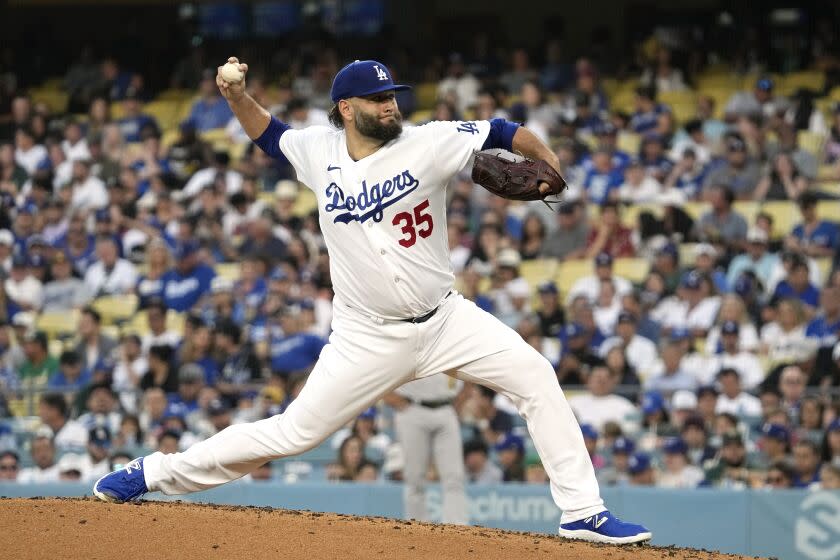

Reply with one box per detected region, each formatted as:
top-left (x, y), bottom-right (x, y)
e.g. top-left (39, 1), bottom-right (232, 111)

top-left (412, 398), bottom-right (453, 409)
top-left (400, 291), bottom-right (451, 324)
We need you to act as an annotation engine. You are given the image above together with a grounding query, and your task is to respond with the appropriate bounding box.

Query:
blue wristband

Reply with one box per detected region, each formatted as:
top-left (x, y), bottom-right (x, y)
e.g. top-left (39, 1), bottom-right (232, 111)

top-left (254, 116), bottom-right (291, 161)
top-left (481, 118), bottom-right (520, 152)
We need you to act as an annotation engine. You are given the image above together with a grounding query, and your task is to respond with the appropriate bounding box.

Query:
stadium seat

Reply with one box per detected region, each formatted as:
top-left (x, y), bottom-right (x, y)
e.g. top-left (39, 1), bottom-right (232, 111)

top-left (816, 258), bottom-right (832, 284)
top-left (156, 88), bottom-right (195, 102)
top-left (215, 262), bottom-right (241, 282)
top-left (128, 309), bottom-right (184, 337)
top-left (733, 201), bottom-right (759, 225)
top-left (679, 243), bottom-right (698, 267)
top-left (519, 259), bottom-right (558, 287)
top-left (817, 199), bottom-right (840, 221)
top-left (614, 258), bottom-right (650, 284)
top-left (682, 201), bottom-right (709, 222)
top-left (556, 259), bottom-right (593, 295)
top-left (415, 82), bottom-right (438, 111)
top-left (92, 294), bottom-right (139, 326)
top-left (616, 131), bottom-right (641, 156)
top-left (610, 91), bottom-right (637, 114)
top-left (36, 309), bottom-right (80, 340)
top-left (658, 91), bottom-right (697, 124)
top-left (28, 89), bottom-right (68, 114)
top-left (759, 201), bottom-right (797, 239)
top-left (293, 188), bottom-right (318, 217)
top-left (797, 131), bottom-right (826, 162)
top-left (144, 100), bottom-right (183, 132)
top-left (780, 71), bottom-right (825, 95)
top-left (408, 109), bottom-right (432, 124)
top-left (621, 203), bottom-right (661, 228)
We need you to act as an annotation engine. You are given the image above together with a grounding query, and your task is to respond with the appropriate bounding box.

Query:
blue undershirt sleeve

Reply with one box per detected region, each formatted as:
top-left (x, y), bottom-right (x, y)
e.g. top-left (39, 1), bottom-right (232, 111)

top-left (254, 116), bottom-right (291, 161)
top-left (480, 118), bottom-right (520, 152)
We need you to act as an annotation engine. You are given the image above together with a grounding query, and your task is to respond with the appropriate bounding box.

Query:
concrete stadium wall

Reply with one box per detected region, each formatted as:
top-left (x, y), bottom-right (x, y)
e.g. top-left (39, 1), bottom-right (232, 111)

top-left (2, 482), bottom-right (839, 560)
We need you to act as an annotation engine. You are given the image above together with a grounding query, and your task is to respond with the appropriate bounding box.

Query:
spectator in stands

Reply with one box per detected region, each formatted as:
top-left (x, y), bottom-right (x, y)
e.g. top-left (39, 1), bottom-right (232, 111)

top-left (73, 307), bottom-right (117, 372)
top-left (582, 150), bottom-right (623, 206)
top-left (568, 365), bottom-right (638, 432)
top-left (764, 461), bottom-right (795, 489)
top-left (17, 330), bottom-right (57, 393)
top-left (157, 430), bottom-right (181, 454)
top-left (754, 152), bottom-right (808, 202)
top-left (725, 77), bottom-right (786, 120)
top-left (205, 398), bottom-right (233, 435)
top-left (703, 431), bottom-right (754, 489)
top-left (705, 136), bottom-right (762, 200)
top-left (38, 392), bottom-right (88, 451)
top-left (825, 103), bottom-right (840, 164)
top-left (601, 311), bottom-right (656, 375)
top-left (680, 416), bottom-right (716, 467)
top-left (640, 47), bottom-right (687, 92)
top-left (161, 241), bottom-right (215, 312)
top-left (42, 252), bottom-right (90, 312)
top-left (639, 134), bottom-right (674, 183)
top-left (500, 48), bottom-right (538, 95)
top-left (214, 319), bottom-right (262, 403)
top-left (618, 158), bottom-right (661, 203)
top-left (822, 420), bottom-right (840, 465)
top-left (518, 213), bottom-right (546, 260)
top-left (463, 439), bottom-right (503, 484)
top-left (694, 185), bottom-right (748, 246)
top-left (48, 350), bottom-right (90, 392)
top-left (67, 158), bottom-right (108, 212)
top-left (327, 434), bottom-right (368, 482)
top-left (16, 434), bottom-right (59, 483)
top-left (79, 425), bottom-right (111, 482)
top-left (778, 366), bottom-right (808, 413)
top-left (437, 53), bottom-right (480, 116)
top-left (627, 452), bottom-right (655, 486)
top-left (184, 69), bottom-right (234, 133)
top-left (268, 304), bottom-right (326, 379)
top-left (535, 281), bottom-right (565, 338)
top-left (658, 437), bottom-right (704, 488)
top-left (792, 440), bottom-right (822, 488)
top-left (771, 259), bottom-right (820, 311)
top-left (705, 295), bottom-right (760, 354)
top-left (598, 436), bottom-right (634, 486)
top-left (758, 423), bottom-right (790, 468)
top-left (630, 86), bottom-right (672, 136)
top-left (645, 338), bottom-right (698, 395)
top-left (465, 385), bottom-right (513, 447)
top-left (141, 299), bottom-right (181, 353)
top-left (540, 201), bottom-right (589, 261)
top-left (182, 151), bottom-right (243, 200)
top-left (0, 450), bottom-right (19, 481)
top-left (135, 239), bottom-right (171, 309)
top-left (704, 322), bottom-right (765, 389)
top-left (760, 300), bottom-right (816, 365)
top-left (494, 432), bottom-right (525, 482)
top-left (726, 227), bottom-right (777, 292)
top-left (84, 236), bottom-right (138, 297)
top-left (140, 344), bottom-right (178, 393)
top-left (62, 119), bottom-right (90, 162)
top-left (13, 125), bottom-right (46, 177)
top-left (653, 271), bottom-right (721, 339)
top-left (567, 252), bottom-right (633, 307)
top-left (5, 255), bottom-right (44, 311)
top-left (788, 191), bottom-right (839, 259)
top-left (819, 462), bottom-right (840, 490)
top-left (177, 318), bottom-right (218, 386)
top-left (714, 367), bottom-right (762, 417)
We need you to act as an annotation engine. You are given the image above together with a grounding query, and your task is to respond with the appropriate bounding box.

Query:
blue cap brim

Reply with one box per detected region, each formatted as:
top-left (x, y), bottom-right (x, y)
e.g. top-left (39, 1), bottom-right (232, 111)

top-left (334, 83), bottom-right (411, 102)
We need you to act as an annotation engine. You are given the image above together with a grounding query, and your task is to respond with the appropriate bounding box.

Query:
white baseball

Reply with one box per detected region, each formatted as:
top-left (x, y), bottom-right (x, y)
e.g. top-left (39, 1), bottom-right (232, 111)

top-left (220, 62), bottom-right (244, 84)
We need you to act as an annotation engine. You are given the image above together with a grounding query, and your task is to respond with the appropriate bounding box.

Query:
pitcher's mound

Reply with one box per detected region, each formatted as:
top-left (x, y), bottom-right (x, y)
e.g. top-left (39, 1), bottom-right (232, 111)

top-left (0, 498), bottom-right (761, 559)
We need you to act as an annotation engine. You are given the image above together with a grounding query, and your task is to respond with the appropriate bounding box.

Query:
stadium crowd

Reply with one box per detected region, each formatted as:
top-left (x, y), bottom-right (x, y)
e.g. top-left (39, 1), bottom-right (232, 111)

top-left (1, 22), bottom-right (840, 494)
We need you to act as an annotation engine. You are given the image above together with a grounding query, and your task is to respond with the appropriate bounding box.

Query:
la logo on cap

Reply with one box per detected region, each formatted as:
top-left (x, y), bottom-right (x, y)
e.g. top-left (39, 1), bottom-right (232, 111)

top-left (373, 65), bottom-right (388, 81)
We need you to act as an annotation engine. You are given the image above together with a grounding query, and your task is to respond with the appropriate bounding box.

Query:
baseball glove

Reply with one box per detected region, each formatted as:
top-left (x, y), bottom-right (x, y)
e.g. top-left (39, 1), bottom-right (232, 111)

top-left (471, 151), bottom-right (568, 208)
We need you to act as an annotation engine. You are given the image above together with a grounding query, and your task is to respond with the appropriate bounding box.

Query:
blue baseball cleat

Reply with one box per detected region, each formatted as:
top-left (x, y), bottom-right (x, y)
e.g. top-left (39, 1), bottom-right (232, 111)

top-left (93, 457), bottom-right (149, 503)
top-left (558, 510), bottom-right (652, 544)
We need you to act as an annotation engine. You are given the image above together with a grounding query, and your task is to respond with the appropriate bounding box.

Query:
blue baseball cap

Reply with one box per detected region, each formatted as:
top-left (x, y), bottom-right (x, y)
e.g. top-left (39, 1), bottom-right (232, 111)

top-left (657, 242), bottom-right (679, 260)
top-left (642, 391), bottom-right (665, 415)
top-left (627, 452), bottom-right (652, 475)
top-left (760, 423), bottom-right (789, 442)
top-left (330, 60), bottom-right (411, 103)
top-left (828, 419), bottom-right (840, 432)
top-left (681, 271), bottom-right (702, 290)
top-left (595, 252), bottom-right (613, 267)
top-left (173, 240), bottom-right (199, 260)
top-left (580, 424), bottom-right (598, 441)
top-left (564, 323), bottom-right (586, 339)
top-left (669, 327), bottom-right (691, 343)
top-left (721, 320), bottom-right (740, 335)
top-left (269, 267), bottom-right (288, 282)
top-left (662, 437), bottom-right (688, 455)
top-left (537, 281), bottom-right (558, 295)
top-left (494, 433), bottom-right (525, 455)
top-left (358, 406), bottom-right (377, 420)
top-left (612, 436), bottom-right (635, 455)
top-left (88, 426), bottom-right (112, 448)
top-left (756, 77), bottom-right (774, 92)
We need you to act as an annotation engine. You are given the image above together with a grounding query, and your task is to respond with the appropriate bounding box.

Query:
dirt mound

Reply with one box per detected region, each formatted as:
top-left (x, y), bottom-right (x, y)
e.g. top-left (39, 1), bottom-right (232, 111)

top-left (0, 498), bottom-right (761, 559)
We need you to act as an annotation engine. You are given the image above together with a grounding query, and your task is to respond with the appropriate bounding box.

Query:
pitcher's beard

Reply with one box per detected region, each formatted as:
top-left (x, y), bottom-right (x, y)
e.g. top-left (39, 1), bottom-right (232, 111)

top-left (355, 110), bottom-right (403, 142)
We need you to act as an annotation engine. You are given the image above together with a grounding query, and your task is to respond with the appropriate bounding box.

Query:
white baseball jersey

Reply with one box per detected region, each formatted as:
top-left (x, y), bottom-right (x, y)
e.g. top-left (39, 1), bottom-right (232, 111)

top-left (278, 120), bottom-right (491, 319)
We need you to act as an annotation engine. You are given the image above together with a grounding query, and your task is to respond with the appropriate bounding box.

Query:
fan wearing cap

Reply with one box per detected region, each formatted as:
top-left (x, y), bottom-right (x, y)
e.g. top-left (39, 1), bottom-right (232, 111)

top-left (627, 452), bottom-right (656, 486)
top-left (182, 150), bottom-right (244, 200)
top-left (657, 437), bottom-right (704, 489)
top-left (540, 201), bottom-right (589, 261)
top-left (629, 86), bottom-right (672, 136)
top-left (183, 68), bottom-right (235, 133)
top-left (617, 157), bottom-right (661, 203)
top-left (494, 432), bottom-right (526, 482)
top-left (581, 149), bottom-right (624, 206)
top-left (702, 321), bottom-right (764, 389)
top-left (565, 251), bottom-right (633, 307)
top-left (651, 270), bottom-right (721, 339)
top-left (159, 240), bottom-right (216, 313)
top-left (84, 236), bottom-right (138, 297)
top-left (644, 338), bottom-right (698, 396)
top-left (788, 191), bottom-right (840, 258)
top-left (4, 253), bottom-right (44, 311)
top-left (535, 281), bottom-right (565, 337)
top-left (596, 436), bottom-right (635, 486)
top-left (724, 77), bottom-right (788, 120)
top-left (713, 367), bottom-right (762, 417)
top-left (725, 226), bottom-right (778, 291)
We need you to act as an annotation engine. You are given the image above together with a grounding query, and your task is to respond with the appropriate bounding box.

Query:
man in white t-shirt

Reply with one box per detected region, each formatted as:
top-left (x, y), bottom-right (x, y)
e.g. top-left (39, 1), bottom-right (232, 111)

top-left (16, 434), bottom-right (60, 483)
top-left (68, 159), bottom-right (108, 211)
top-left (84, 236), bottom-right (138, 297)
top-left (568, 365), bottom-right (639, 432)
top-left (702, 321), bottom-right (765, 389)
top-left (566, 252), bottom-right (633, 306)
top-left (714, 367), bottom-right (762, 418)
top-left (14, 126), bottom-right (47, 176)
top-left (651, 271), bottom-right (720, 336)
top-left (599, 311), bottom-right (657, 378)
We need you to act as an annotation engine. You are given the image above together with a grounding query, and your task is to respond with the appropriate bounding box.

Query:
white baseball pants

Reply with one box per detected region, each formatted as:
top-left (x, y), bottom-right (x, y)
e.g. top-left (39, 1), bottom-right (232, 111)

top-left (143, 293), bottom-right (605, 523)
